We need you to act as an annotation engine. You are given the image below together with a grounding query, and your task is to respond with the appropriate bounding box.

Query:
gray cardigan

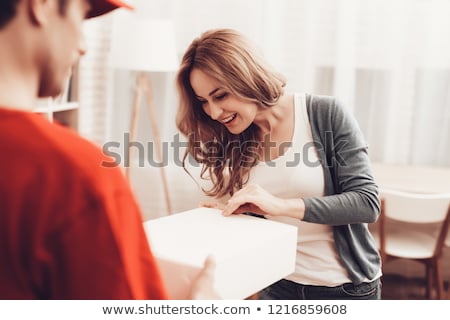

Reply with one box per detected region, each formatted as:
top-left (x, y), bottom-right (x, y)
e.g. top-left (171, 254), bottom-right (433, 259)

top-left (302, 94), bottom-right (381, 284)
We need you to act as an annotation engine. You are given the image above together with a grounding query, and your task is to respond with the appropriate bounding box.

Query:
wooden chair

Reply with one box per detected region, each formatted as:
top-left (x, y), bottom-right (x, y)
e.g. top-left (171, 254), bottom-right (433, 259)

top-left (372, 189), bottom-right (450, 299)
top-left (446, 228), bottom-right (450, 299)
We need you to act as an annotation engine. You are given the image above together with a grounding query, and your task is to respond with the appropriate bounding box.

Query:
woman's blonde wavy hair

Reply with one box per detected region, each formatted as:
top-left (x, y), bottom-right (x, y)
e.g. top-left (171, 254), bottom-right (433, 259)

top-left (176, 28), bottom-right (286, 198)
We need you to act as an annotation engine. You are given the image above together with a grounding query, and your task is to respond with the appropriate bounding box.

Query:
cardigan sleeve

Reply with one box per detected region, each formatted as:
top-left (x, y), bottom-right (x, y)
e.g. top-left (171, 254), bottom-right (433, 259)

top-left (302, 95), bottom-right (380, 225)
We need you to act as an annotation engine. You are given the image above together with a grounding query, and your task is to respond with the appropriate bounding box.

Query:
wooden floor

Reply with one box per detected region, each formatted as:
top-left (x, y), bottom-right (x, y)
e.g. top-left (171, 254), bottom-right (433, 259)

top-left (381, 273), bottom-right (449, 300)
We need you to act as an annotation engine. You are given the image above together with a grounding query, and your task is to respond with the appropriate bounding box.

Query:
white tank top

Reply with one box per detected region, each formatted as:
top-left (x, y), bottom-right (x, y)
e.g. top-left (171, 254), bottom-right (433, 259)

top-left (248, 93), bottom-right (352, 286)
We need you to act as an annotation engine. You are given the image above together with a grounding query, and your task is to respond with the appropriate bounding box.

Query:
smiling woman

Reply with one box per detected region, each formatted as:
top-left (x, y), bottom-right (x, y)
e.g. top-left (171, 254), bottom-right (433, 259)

top-left (175, 28), bottom-right (383, 300)
top-left (176, 28), bottom-right (286, 198)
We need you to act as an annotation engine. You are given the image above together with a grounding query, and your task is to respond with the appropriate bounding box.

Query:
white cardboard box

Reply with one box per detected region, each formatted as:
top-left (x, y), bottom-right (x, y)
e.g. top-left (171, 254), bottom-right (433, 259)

top-left (143, 207), bottom-right (297, 299)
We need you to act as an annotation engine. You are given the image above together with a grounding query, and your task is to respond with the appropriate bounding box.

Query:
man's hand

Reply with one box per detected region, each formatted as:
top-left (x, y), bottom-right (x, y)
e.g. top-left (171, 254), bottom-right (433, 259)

top-left (189, 256), bottom-right (221, 300)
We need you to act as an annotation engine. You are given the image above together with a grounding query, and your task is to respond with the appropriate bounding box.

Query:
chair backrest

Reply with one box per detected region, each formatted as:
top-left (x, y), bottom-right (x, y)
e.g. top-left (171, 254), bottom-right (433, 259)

top-left (379, 188), bottom-right (450, 259)
top-left (380, 189), bottom-right (450, 224)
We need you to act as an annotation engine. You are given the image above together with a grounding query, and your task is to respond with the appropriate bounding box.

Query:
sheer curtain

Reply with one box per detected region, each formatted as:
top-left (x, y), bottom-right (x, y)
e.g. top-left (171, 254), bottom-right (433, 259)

top-left (79, 0), bottom-right (450, 219)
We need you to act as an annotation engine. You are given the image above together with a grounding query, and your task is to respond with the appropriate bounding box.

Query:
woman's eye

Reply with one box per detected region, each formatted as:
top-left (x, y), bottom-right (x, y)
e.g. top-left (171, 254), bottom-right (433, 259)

top-left (215, 93), bottom-right (228, 100)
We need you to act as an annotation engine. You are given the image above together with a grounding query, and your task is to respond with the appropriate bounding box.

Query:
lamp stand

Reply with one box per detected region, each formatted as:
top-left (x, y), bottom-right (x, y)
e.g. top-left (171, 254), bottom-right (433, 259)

top-left (126, 72), bottom-right (173, 215)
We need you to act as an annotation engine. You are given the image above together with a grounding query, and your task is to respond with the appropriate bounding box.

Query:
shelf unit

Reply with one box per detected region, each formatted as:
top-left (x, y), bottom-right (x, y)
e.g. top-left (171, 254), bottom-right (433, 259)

top-left (34, 64), bottom-right (80, 131)
top-left (34, 99), bottom-right (79, 131)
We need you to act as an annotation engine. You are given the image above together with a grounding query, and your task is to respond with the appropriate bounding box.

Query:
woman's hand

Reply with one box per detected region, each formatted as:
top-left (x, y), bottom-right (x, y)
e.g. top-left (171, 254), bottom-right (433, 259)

top-left (222, 183), bottom-right (306, 220)
top-left (198, 201), bottom-right (226, 210)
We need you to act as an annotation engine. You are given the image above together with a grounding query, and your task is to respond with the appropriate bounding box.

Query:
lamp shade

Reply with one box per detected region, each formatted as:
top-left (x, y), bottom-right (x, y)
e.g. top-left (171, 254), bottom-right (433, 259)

top-left (109, 12), bottom-right (178, 72)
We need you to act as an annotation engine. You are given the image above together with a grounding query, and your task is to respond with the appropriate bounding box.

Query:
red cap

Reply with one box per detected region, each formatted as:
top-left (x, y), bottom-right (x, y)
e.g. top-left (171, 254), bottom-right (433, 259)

top-left (88, 0), bottom-right (134, 18)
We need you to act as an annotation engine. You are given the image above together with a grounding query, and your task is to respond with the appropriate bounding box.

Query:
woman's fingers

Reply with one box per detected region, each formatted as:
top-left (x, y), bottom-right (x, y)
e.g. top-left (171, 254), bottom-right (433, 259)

top-left (233, 203), bottom-right (266, 215)
top-left (199, 202), bottom-right (225, 210)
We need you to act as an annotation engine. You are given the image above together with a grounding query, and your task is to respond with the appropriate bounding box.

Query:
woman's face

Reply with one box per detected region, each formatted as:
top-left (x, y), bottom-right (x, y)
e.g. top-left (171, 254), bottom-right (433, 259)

top-left (189, 68), bottom-right (258, 135)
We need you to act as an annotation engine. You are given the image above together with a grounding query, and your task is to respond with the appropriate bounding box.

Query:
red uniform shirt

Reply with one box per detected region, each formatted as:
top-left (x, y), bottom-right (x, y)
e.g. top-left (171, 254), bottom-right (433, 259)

top-left (0, 108), bottom-right (167, 299)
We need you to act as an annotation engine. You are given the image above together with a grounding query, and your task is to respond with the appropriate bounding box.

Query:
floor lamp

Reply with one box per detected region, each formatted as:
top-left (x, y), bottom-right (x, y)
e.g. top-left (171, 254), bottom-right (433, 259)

top-left (110, 12), bottom-right (178, 215)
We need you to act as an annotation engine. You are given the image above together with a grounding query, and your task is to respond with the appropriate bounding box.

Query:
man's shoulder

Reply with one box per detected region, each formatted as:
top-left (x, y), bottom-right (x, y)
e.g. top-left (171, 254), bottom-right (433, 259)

top-left (0, 110), bottom-right (121, 182)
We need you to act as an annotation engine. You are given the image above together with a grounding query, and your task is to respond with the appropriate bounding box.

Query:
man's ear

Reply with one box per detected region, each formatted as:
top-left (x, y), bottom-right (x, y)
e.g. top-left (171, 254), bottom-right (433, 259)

top-left (27, 0), bottom-right (55, 26)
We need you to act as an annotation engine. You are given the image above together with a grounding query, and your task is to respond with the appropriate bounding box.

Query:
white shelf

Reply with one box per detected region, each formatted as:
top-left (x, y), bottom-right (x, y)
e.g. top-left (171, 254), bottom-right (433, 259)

top-left (33, 101), bottom-right (79, 114)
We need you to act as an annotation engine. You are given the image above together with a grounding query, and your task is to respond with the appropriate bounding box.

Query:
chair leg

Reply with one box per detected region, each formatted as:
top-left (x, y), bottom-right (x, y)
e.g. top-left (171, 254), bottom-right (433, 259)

top-left (434, 259), bottom-right (443, 300)
top-left (448, 278), bottom-right (450, 300)
top-left (426, 264), bottom-right (432, 299)
top-left (448, 283), bottom-right (450, 300)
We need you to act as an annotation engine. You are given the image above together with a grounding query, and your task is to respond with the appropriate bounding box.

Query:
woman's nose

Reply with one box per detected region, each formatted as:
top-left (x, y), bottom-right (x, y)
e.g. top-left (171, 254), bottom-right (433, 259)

top-left (209, 103), bottom-right (223, 120)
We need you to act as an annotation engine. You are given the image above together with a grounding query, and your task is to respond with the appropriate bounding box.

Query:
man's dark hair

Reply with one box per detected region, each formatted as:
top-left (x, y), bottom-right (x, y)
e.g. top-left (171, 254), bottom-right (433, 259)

top-left (0, 0), bottom-right (69, 29)
top-left (0, 0), bottom-right (20, 29)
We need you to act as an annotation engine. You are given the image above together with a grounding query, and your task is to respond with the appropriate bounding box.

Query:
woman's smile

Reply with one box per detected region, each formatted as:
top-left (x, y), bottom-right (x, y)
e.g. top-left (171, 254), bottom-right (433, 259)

top-left (220, 113), bottom-right (237, 125)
